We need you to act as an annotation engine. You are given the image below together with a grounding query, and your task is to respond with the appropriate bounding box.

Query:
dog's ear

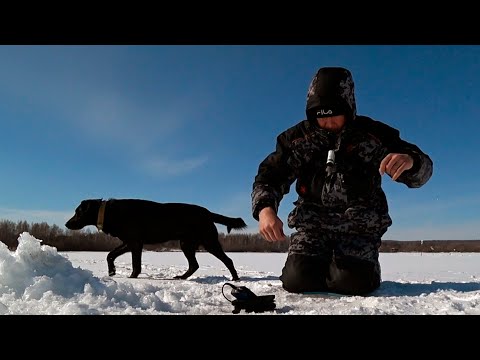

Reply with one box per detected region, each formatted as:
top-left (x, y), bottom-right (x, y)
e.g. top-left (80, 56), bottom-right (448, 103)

top-left (77, 200), bottom-right (89, 212)
top-left (78, 199), bottom-right (97, 213)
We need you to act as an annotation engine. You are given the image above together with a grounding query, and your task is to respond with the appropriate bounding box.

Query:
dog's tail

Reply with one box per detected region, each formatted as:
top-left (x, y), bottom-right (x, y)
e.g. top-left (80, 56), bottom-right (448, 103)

top-left (210, 213), bottom-right (248, 234)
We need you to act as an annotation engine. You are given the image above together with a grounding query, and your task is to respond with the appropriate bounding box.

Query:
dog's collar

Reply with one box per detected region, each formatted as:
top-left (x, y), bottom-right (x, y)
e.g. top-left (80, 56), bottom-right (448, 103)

top-left (96, 200), bottom-right (107, 232)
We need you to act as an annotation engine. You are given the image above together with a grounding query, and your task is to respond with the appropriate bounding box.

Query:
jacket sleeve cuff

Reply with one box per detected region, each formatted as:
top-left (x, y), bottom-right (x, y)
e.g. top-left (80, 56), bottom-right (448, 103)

top-left (252, 200), bottom-right (278, 221)
top-left (399, 151), bottom-right (421, 177)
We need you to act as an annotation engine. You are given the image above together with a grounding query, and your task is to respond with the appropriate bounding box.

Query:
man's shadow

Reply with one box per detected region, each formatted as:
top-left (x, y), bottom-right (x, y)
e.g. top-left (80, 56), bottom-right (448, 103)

top-left (372, 280), bottom-right (480, 297)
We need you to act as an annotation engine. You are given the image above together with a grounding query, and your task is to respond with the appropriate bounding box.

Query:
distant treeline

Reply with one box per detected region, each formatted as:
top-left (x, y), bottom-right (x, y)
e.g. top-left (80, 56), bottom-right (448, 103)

top-left (1, 219), bottom-right (479, 253)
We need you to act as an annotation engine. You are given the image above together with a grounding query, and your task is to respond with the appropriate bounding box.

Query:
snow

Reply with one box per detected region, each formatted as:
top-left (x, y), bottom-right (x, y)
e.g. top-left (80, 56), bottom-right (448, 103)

top-left (1, 232), bottom-right (479, 315)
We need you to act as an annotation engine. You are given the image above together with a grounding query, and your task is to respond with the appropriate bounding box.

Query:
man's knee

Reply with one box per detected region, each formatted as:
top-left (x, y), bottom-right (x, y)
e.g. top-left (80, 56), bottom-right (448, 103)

top-left (280, 254), bottom-right (329, 293)
top-left (326, 256), bottom-right (380, 295)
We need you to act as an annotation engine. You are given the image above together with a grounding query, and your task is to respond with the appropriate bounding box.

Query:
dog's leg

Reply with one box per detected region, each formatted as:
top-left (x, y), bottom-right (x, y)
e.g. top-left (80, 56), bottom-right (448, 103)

top-left (129, 242), bottom-right (143, 278)
top-left (175, 240), bottom-right (199, 279)
top-left (203, 241), bottom-right (240, 281)
top-left (107, 243), bottom-right (129, 276)
top-left (201, 225), bottom-right (240, 281)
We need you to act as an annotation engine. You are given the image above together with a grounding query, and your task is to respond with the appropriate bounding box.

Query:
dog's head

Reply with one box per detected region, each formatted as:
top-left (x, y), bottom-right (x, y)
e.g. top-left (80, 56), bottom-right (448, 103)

top-left (65, 199), bottom-right (103, 230)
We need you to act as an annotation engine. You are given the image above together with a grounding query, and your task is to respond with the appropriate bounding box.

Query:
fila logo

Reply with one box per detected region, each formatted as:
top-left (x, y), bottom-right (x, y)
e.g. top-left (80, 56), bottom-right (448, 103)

top-left (317, 109), bottom-right (332, 116)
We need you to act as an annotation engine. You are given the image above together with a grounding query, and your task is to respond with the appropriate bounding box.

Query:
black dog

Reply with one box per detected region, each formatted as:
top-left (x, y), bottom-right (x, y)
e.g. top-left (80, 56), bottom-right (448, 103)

top-left (65, 199), bottom-right (247, 280)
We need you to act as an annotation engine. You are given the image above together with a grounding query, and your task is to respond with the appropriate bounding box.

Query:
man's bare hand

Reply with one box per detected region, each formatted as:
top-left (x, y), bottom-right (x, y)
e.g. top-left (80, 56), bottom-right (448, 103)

top-left (379, 153), bottom-right (414, 181)
top-left (258, 207), bottom-right (286, 242)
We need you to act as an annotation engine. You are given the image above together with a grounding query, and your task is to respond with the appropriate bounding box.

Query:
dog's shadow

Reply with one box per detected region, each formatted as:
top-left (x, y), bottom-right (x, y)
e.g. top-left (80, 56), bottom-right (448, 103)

top-left (371, 280), bottom-right (480, 297)
top-left (115, 269), bottom-right (480, 298)
top-left (190, 275), bottom-right (280, 285)
top-left (183, 278), bottom-right (480, 298)
top-left (235, 275), bottom-right (280, 282)
top-left (133, 274), bottom-right (280, 285)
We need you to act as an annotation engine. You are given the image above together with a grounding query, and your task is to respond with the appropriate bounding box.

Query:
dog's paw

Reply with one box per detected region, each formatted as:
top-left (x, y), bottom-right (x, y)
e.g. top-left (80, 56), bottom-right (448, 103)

top-left (173, 275), bottom-right (188, 280)
top-left (232, 276), bottom-right (240, 281)
top-left (129, 272), bottom-right (140, 278)
top-left (108, 270), bottom-right (116, 276)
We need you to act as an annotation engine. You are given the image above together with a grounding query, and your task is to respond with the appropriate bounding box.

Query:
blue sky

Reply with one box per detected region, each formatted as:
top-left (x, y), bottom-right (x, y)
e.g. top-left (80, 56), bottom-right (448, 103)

top-left (0, 45), bottom-right (478, 240)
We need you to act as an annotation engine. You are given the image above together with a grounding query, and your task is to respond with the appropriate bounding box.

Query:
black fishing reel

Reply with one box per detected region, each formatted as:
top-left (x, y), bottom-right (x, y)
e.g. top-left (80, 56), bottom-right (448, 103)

top-left (222, 283), bottom-right (276, 314)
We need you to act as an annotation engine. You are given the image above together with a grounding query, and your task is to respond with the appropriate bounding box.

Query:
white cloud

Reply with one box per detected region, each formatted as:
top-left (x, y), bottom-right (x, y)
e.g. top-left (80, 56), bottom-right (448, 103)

top-left (143, 155), bottom-right (209, 177)
top-left (384, 220), bottom-right (480, 241)
top-left (0, 47), bottom-right (217, 181)
top-left (395, 194), bottom-right (479, 214)
top-left (77, 92), bottom-right (185, 152)
top-left (0, 207), bottom-right (73, 228)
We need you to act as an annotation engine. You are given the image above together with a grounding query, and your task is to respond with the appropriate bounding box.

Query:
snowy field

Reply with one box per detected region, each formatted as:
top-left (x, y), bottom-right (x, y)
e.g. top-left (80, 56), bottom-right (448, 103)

top-left (1, 232), bottom-right (480, 315)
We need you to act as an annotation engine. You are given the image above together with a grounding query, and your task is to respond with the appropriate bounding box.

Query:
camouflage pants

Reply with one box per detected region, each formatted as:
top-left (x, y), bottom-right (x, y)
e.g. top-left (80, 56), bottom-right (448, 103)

top-left (279, 230), bottom-right (381, 294)
top-left (287, 201), bottom-right (392, 238)
top-left (289, 231), bottom-right (380, 262)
